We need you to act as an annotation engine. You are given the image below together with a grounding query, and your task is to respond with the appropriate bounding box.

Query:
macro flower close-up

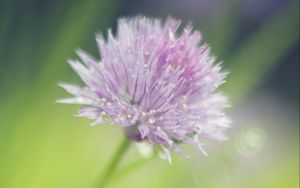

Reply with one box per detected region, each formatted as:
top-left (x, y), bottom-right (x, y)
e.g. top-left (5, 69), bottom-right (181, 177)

top-left (0, 1), bottom-right (298, 188)
top-left (58, 17), bottom-right (230, 162)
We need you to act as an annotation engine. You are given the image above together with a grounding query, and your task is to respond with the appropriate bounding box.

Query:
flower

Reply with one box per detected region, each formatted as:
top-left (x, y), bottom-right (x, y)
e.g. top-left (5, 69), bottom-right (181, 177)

top-left (58, 16), bottom-right (230, 163)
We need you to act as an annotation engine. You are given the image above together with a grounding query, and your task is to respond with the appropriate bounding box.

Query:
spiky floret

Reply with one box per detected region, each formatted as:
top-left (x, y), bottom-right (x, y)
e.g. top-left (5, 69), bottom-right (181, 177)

top-left (58, 16), bottom-right (230, 163)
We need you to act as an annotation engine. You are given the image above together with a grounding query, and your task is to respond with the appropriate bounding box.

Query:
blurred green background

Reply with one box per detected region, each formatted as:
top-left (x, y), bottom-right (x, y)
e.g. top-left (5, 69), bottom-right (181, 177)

top-left (0, 0), bottom-right (299, 188)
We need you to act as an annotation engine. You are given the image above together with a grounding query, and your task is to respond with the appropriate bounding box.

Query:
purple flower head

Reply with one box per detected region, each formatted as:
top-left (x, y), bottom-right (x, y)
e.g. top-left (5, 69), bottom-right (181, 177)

top-left (58, 16), bottom-right (230, 163)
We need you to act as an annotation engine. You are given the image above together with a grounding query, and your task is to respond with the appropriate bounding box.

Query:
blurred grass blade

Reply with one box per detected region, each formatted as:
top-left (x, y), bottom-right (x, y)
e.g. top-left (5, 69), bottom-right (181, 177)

top-left (222, 3), bottom-right (299, 103)
top-left (203, 0), bottom-right (242, 57)
top-left (34, 0), bottom-right (120, 94)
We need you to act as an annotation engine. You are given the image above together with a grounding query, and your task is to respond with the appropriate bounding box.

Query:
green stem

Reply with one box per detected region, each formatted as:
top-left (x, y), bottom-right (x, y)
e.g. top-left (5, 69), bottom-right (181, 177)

top-left (96, 138), bottom-right (131, 188)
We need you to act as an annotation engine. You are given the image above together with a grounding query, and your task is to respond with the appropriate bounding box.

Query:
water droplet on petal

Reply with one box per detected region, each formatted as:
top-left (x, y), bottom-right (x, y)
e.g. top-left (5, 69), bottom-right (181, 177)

top-left (149, 117), bottom-right (155, 124)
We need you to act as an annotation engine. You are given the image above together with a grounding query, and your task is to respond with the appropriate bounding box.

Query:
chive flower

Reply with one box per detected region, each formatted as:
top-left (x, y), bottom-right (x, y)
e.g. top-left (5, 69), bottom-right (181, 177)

top-left (58, 16), bottom-right (230, 163)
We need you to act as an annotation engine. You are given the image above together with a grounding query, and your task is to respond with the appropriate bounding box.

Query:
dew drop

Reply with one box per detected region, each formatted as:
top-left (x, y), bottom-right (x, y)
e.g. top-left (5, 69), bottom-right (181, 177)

top-left (149, 117), bottom-right (156, 124)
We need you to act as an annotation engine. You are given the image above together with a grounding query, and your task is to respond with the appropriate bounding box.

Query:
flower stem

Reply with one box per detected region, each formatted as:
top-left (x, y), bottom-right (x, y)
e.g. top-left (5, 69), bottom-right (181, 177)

top-left (97, 138), bottom-right (131, 188)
